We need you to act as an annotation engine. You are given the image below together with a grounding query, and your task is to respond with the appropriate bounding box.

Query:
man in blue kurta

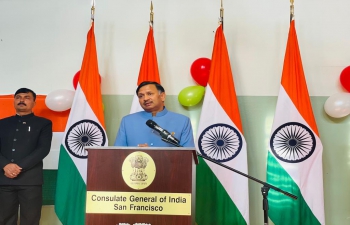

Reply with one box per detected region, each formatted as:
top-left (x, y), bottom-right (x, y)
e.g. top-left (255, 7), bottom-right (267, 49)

top-left (114, 81), bottom-right (194, 147)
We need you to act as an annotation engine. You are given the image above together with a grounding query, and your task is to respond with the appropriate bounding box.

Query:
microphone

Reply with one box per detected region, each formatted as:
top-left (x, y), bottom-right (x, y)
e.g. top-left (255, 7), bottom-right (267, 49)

top-left (146, 120), bottom-right (180, 146)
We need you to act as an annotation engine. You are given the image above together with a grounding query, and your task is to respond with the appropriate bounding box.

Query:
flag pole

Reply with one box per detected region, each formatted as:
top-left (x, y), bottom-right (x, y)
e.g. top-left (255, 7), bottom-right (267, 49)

top-left (91, 0), bottom-right (95, 23)
top-left (220, 0), bottom-right (224, 30)
top-left (290, 0), bottom-right (294, 22)
top-left (150, 1), bottom-right (154, 27)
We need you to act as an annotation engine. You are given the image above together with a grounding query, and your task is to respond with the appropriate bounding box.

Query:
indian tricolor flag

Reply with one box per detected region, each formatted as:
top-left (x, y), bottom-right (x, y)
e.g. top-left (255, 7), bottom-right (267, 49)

top-left (195, 24), bottom-right (249, 225)
top-left (129, 25), bottom-right (160, 113)
top-left (266, 20), bottom-right (325, 225)
top-left (55, 22), bottom-right (108, 225)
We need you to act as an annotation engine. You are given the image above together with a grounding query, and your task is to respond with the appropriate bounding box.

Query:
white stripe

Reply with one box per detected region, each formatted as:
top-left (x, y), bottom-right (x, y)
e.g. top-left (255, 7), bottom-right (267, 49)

top-left (130, 93), bottom-right (143, 114)
top-left (269, 86), bottom-right (324, 224)
top-left (196, 85), bottom-right (249, 223)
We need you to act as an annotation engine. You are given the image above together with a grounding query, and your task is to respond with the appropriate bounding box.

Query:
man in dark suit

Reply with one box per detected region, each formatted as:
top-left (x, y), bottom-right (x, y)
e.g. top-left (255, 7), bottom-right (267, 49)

top-left (0, 88), bottom-right (52, 225)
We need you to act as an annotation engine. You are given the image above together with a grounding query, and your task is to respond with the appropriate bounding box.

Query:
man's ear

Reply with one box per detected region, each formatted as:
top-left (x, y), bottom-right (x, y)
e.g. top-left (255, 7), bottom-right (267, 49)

top-left (160, 92), bottom-right (166, 102)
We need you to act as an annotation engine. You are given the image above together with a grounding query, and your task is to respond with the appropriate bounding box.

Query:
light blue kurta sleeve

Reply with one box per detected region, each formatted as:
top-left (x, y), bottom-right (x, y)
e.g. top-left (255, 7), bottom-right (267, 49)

top-left (114, 117), bottom-right (127, 146)
top-left (179, 117), bottom-right (195, 147)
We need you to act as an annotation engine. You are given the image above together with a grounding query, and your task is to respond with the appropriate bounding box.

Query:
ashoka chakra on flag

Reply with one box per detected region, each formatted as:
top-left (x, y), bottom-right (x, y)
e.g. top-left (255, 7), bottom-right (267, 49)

top-left (197, 123), bottom-right (243, 162)
top-left (270, 122), bottom-right (316, 163)
top-left (65, 119), bottom-right (106, 159)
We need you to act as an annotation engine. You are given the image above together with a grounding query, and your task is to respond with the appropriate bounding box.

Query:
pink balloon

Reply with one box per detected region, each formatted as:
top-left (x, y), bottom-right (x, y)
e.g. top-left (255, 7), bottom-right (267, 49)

top-left (190, 58), bottom-right (211, 86)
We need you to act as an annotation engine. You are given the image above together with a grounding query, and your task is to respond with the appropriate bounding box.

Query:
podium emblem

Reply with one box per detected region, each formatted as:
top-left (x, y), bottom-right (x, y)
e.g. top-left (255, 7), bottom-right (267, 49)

top-left (122, 151), bottom-right (156, 190)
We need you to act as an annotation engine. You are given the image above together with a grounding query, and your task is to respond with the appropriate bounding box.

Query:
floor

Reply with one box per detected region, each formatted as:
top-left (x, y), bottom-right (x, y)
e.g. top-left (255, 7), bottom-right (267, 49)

top-left (40, 206), bottom-right (61, 225)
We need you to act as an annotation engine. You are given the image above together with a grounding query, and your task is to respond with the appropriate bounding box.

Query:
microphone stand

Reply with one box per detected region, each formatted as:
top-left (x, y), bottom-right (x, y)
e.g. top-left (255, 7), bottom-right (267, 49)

top-left (197, 153), bottom-right (297, 225)
top-left (160, 138), bottom-right (297, 224)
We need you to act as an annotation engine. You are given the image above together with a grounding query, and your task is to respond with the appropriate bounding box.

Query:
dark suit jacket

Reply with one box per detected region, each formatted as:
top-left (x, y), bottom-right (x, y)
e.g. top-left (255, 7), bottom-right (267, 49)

top-left (0, 113), bottom-right (52, 185)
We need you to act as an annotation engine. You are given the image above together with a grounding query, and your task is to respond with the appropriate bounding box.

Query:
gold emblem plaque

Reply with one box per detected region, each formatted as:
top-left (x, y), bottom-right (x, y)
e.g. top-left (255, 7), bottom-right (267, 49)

top-left (122, 151), bottom-right (156, 190)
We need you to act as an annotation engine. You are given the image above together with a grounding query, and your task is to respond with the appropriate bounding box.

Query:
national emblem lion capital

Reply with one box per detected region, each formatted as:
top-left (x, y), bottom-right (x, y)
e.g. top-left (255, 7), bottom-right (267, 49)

top-left (129, 155), bottom-right (149, 181)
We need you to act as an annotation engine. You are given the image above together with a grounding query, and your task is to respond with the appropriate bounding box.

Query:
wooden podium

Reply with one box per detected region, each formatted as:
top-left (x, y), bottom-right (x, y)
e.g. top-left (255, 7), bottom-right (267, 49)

top-left (85, 147), bottom-right (198, 225)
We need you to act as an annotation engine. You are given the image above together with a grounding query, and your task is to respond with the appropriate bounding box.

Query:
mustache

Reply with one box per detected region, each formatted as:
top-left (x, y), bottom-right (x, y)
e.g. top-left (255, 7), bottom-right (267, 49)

top-left (17, 102), bottom-right (26, 106)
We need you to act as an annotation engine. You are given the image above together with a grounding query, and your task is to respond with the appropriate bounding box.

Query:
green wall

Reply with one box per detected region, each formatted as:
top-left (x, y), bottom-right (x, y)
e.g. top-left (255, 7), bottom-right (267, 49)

top-left (45, 95), bottom-right (350, 225)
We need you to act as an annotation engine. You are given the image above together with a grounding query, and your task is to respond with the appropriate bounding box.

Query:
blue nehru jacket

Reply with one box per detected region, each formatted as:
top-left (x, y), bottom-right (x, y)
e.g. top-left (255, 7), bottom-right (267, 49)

top-left (114, 107), bottom-right (195, 147)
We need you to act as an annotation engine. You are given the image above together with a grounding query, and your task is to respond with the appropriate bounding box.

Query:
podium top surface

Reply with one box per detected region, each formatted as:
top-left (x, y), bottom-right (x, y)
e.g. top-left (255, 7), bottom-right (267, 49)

top-left (85, 146), bottom-right (199, 164)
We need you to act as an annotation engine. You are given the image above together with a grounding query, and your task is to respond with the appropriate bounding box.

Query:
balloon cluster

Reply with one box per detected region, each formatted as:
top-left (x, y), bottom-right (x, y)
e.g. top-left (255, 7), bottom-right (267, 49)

top-left (324, 66), bottom-right (350, 118)
top-left (178, 58), bottom-right (210, 107)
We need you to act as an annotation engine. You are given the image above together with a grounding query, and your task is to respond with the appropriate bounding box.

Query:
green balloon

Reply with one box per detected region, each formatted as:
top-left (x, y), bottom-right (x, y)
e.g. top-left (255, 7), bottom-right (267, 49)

top-left (178, 86), bottom-right (205, 107)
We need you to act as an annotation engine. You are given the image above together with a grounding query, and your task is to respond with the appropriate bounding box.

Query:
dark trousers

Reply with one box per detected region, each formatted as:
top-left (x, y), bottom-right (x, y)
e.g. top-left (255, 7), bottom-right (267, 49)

top-left (0, 185), bottom-right (42, 225)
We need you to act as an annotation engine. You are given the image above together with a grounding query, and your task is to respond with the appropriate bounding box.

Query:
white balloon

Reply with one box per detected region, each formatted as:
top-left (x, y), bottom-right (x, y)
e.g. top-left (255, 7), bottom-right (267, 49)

top-left (324, 93), bottom-right (350, 118)
top-left (45, 89), bottom-right (75, 112)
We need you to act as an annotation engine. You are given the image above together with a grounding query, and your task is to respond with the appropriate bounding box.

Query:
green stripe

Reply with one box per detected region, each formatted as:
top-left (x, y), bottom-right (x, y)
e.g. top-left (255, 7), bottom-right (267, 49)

top-left (55, 145), bottom-right (86, 225)
top-left (266, 152), bottom-right (320, 225)
top-left (196, 157), bottom-right (246, 225)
